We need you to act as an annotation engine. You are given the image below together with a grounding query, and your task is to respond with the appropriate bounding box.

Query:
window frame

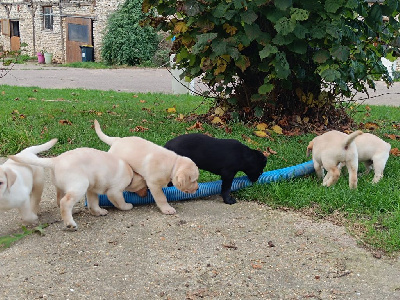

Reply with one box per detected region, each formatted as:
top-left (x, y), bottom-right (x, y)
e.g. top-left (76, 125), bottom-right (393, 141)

top-left (43, 6), bottom-right (54, 30)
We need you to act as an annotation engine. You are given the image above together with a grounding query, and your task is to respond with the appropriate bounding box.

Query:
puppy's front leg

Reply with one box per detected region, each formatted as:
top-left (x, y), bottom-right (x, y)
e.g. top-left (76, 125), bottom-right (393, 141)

top-left (18, 198), bottom-right (39, 224)
top-left (86, 190), bottom-right (108, 216)
top-left (221, 174), bottom-right (236, 205)
top-left (147, 183), bottom-right (176, 214)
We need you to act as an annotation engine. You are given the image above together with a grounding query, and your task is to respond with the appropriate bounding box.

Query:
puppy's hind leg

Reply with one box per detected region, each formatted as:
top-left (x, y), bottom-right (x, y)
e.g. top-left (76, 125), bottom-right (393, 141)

top-left (324, 167), bottom-right (341, 187)
top-left (347, 162), bottom-right (358, 189)
top-left (59, 191), bottom-right (85, 230)
top-left (30, 169), bottom-right (44, 215)
top-left (86, 190), bottom-right (108, 216)
top-left (106, 189), bottom-right (133, 211)
top-left (147, 183), bottom-right (176, 214)
top-left (371, 153), bottom-right (389, 183)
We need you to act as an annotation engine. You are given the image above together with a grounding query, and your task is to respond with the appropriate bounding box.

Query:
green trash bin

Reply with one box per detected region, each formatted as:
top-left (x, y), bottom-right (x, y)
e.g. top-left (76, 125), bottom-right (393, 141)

top-left (80, 45), bottom-right (94, 62)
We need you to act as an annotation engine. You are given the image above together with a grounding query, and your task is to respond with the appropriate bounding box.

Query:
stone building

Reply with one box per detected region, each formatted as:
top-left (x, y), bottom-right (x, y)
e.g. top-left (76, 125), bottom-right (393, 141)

top-left (0, 0), bottom-right (123, 63)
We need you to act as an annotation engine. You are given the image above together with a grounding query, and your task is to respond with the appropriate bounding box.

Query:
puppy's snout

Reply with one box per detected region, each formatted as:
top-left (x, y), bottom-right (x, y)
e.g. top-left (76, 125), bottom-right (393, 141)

top-left (185, 182), bottom-right (199, 194)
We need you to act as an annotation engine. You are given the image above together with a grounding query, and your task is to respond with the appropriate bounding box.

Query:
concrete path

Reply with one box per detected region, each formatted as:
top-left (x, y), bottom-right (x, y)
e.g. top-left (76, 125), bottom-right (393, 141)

top-left (0, 62), bottom-right (399, 106)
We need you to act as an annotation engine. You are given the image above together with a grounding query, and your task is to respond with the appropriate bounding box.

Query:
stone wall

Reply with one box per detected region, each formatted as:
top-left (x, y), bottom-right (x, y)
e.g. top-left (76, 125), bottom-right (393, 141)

top-left (0, 0), bottom-right (122, 63)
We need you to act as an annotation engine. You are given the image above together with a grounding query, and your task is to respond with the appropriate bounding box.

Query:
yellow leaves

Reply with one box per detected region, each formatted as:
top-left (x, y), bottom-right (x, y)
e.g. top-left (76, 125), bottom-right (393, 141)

top-left (214, 106), bottom-right (226, 116)
top-left (256, 123), bottom-right (268, 131)
top-left (174, 21), bottom-right (188, 33)
top-left (254, 130), bottom-right (268, 137)
top-left (214, 56), bottom-right (229, 76)
top-left (223, 23), bottom-right (237, 36)
top-left (211, 116), bottom-right (224, 125)
top-left (271, 125), bottom-right (283, 135)
top-left (166, 107), bottom-right (177, 113)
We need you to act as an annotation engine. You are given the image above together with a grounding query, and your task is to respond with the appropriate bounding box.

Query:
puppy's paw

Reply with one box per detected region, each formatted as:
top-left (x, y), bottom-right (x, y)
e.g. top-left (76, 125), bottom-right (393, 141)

top-left (223, 196), bottom-right (237, 205)
top-left (65, 221), bottom-right (78, 231)
top-left (89, 207), bottom-right (108, 216)
top-left (160, 205), bottom-right (176, 215)
top-left (119, 203), bottom-right (133, 211)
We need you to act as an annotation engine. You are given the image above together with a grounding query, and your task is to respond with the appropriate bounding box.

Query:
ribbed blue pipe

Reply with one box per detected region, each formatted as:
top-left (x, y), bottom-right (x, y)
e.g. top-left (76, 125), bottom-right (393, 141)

top-left (97, 160), bottom-right (315, 207)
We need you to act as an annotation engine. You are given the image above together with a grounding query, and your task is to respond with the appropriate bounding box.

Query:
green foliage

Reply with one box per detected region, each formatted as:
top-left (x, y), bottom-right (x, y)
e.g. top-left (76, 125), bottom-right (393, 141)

top-left (143, 0), bottom-right (400, 123)
top-left (101, 0), bottom-right (159, 66)
top-left (0, 224), bottom-right (47, 250)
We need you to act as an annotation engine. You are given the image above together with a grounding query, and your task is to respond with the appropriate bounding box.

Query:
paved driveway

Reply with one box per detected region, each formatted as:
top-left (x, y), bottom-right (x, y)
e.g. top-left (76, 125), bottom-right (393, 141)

top-left (0, 62), bottom-right (399, 106)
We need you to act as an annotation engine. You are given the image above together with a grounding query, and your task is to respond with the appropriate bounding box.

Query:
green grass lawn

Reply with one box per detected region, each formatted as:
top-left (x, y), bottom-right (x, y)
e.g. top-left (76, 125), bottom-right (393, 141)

top-left (0, 85), bottom-right (399, 252)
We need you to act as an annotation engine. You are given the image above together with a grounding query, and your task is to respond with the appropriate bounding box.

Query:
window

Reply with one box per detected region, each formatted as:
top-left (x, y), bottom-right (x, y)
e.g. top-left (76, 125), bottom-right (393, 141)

top-left (43, 6), bottom-right (53, 30)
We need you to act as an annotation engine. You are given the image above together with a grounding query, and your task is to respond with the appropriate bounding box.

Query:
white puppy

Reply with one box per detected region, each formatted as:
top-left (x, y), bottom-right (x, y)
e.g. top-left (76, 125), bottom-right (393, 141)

top-left (0, 139), bottom-right (55, 224)
top-left (307, 130), bottom-right (363, 189)
top-left (94, 120), bottom-right (199, 215)
top-left (9, 139), bottom-right (147, 230)
top-left (347, 133), bottom-right (391, 183)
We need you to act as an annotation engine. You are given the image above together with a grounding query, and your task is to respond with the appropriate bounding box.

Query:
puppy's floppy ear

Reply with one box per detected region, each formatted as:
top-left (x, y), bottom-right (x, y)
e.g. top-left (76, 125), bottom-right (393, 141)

top-left (5, 169), bottom-right (17, 191)
top-left (172, 171), bottom-right (186, 190)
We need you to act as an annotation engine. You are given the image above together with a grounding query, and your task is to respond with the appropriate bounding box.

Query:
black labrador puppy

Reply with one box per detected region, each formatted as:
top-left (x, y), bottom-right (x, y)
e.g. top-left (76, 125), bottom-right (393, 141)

top-left (165, 133), bottom-right (267, 204)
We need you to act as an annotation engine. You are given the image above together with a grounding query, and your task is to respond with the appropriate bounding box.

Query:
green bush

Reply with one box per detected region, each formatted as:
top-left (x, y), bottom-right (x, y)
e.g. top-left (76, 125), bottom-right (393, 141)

top-left (102, 0), bottom-right (159, 65)
top-left (143, 0), bottom-right (400, 124)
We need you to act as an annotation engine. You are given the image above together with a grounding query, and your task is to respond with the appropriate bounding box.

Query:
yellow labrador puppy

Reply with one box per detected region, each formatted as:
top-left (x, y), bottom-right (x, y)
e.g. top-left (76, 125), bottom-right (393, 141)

top-left (307, 130), bottom-right (363, 189)
top-left (340, 133), bottom-right (391, 183)
top-left (94, 120), bottom-right (199, 215)
top-left (9, 139), bottom-right (147, 230)
top-left (0, 139), bottom-right (55, 224)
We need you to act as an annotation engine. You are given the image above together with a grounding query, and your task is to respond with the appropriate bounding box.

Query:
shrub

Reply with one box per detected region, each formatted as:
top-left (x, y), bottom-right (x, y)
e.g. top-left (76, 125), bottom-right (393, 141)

top-left (102, 0), bottom-right (159, 66)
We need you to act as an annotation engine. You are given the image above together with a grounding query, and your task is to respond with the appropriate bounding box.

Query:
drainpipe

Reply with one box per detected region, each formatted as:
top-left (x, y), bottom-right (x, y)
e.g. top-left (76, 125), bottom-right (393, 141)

top-left (59, 1), bottom-right (64, 63)
top-left (28, 0), bottom-right (36, 55)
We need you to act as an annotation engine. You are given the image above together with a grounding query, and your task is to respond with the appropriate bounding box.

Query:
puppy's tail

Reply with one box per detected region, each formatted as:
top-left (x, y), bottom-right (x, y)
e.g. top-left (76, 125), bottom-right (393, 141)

top-left (94, 119), bottom-right (120, 146)
top-left (18, 138), bottom-right (58, 155)
top-left (9, 154), bottom-right (54, 169)
top-left (306, 140), bottom-right (314, 157)
top-left (343, 130), bottom-right (363, 149)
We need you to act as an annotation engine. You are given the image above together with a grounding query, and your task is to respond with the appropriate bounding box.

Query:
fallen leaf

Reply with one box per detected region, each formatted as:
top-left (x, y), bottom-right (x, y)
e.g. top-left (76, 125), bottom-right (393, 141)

top-left (384, 134), bottom-right (400, 140)
top-left (271, 125), bottom-right (283, 134)
top-left (390, 148), bottom-right (400, 156)
top-left (254, 130), bottom-right (268, 138)
top-left (130, 126), bottom-right (148, 132)
top-left (186, 121), bottom-right (204, 131)
top-left (214, 106), bottom-right (225, 116)
top-left (166, 107), bottom-right (176, 113)
top-left (211, 116), bottom-right (224, 124)
top-left (266, 147), bottom-right (277, 155)
top-left (175, 113), bottom-right (185, 121)
top-left (59, 119), bottom-right (72, 125)
top-left (139, 99), bottom-right (146, 103)
top-left (364, 122), bottom-right (379, 130)
top-left (256, 123), bottom-right (268, 131)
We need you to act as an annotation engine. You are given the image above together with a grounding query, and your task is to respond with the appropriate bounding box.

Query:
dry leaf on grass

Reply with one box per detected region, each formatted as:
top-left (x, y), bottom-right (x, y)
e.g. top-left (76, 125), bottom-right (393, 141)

top-left (59, 119), bottom-right (72, 125)
top-left (186, 121), bottom-right (204, 131)
top-left (390, 148), bottom-right (400, 156)
top-left (130, 126), bottom-right (148, 132)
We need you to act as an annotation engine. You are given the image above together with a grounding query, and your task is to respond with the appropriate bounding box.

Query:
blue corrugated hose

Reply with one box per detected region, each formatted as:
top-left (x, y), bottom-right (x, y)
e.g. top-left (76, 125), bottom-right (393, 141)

top-left (97, 160), bottom-right (315, 207)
